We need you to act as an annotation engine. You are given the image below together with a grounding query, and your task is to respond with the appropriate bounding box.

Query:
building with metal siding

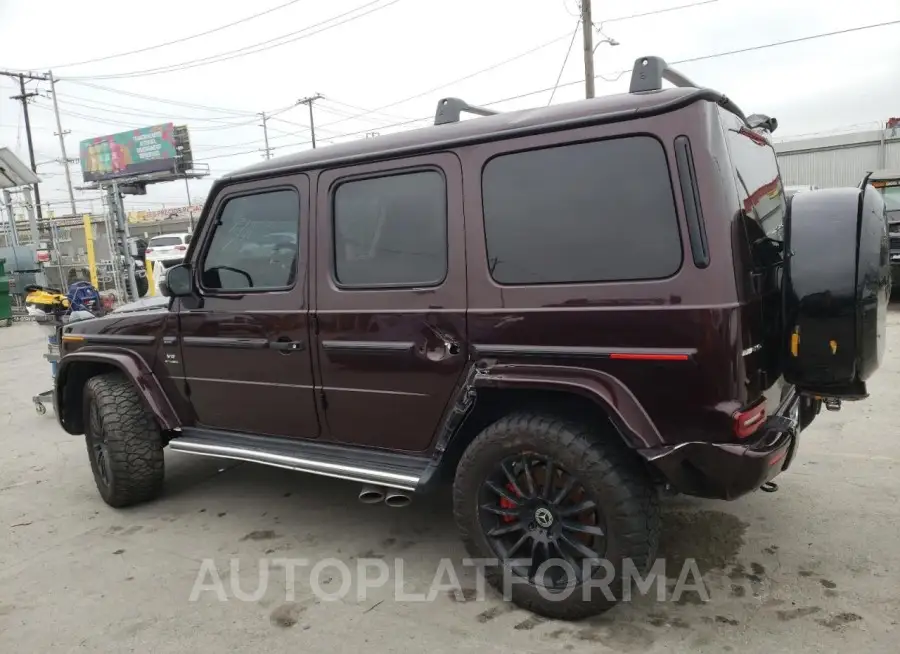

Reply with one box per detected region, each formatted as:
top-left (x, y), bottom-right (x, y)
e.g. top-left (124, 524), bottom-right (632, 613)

top-left (774, 128), bottom-right (900, 188)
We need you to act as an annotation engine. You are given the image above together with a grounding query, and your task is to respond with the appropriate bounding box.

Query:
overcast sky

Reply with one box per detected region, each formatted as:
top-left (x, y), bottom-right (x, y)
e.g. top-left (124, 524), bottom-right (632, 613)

top-left (1, 0), bottom-right (898, 215)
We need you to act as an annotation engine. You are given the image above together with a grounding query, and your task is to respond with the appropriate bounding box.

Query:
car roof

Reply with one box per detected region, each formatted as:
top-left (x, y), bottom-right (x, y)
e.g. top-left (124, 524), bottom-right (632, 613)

top-left (149, 232), bottom-right (192, 239)
top-left (224, 87), bottom-right (710, 182)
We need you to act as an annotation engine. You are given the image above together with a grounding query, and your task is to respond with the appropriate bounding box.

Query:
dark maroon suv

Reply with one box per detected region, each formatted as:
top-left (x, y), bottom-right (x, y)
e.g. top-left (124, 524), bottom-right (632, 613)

top-left (54, 57), bottom-right (890, 619)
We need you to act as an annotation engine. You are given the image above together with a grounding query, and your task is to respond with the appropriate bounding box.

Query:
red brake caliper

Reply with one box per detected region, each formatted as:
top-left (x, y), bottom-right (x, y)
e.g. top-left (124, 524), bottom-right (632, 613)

top-left (500, 483), bottom-right (520, 522)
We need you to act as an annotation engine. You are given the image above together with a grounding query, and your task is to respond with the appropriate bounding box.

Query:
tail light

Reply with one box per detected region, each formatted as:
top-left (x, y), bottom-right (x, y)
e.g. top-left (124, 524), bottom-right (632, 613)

top-left (175, 245), bottom-right (187, 251)
top-left (145, 248), bottom-right (153, 253)
top-left (733, 401), bottom-right (766, 438)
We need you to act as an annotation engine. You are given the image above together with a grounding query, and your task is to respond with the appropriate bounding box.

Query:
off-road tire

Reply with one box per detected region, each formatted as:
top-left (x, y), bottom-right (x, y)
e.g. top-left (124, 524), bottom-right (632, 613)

top-left (452, 412), bottom-right (660, 621)
top-left (84, 373), bottom-right (164, 507)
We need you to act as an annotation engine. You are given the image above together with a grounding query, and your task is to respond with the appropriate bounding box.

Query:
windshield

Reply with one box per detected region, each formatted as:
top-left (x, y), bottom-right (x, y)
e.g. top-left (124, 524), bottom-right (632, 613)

top-left (149, 236), bottom-right (182, 247)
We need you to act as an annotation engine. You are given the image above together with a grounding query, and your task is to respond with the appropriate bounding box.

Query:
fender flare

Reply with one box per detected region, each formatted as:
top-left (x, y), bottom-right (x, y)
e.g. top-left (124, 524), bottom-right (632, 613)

top-left (55, 348), bottom-right (180, 434)
top-left (469, 363), bottom-right (664, 449)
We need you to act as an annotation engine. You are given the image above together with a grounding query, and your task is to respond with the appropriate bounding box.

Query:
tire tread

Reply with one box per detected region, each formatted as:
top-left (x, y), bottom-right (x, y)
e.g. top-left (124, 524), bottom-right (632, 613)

top-left (85, 372), bottom-right (164, 507)
top-left (452, 411), bottom-right (660, 620)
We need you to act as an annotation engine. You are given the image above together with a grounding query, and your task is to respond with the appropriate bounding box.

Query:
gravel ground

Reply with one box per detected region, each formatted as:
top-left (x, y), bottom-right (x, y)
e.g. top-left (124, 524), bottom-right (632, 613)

top-left (1, 314), bottom-right (898, 653)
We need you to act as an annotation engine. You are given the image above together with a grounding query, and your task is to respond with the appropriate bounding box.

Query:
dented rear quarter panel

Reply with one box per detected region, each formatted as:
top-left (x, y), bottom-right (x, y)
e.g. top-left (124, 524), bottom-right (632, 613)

top-left (456, 101), bottom-right (753, 448)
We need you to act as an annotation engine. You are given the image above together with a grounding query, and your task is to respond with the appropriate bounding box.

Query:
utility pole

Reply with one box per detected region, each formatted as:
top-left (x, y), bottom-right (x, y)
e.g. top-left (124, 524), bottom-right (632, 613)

top-left (8, 73), bottom-right (44, 218)
top-left (48, 71), bottom-right (78, 218)
top-left (580, 0), bottom-right (595, 99)
top-left (297, 94), bottom-right (323, 149)
top-left (259, 111), bottom-right (272, 159)
top-left (184, 174), bottom-right (194, 231)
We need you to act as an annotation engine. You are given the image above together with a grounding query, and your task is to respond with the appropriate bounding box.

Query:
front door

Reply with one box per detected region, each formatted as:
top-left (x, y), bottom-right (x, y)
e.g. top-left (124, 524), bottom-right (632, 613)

top-left (177, 175), bottom-right (319, 439)
top-left (314, 153), bottom-right (467, 452)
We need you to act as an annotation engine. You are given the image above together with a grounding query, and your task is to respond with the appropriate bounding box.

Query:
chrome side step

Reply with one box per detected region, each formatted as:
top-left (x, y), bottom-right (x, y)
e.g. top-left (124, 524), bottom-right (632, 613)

top-left (168, 429), bottom-right (430, 492)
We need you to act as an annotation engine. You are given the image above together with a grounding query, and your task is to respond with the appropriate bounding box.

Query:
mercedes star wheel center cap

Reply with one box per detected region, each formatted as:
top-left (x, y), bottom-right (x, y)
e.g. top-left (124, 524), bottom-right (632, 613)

top-left (534, 507), bottom-right (554, 528)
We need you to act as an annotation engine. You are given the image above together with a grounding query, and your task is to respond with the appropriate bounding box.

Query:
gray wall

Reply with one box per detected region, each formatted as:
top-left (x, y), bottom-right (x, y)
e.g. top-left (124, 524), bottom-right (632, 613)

top-left (774, 129), bottom-right (900, 188)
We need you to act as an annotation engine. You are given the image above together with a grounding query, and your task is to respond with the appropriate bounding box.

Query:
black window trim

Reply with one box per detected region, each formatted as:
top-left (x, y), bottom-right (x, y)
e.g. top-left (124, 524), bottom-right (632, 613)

top-left (197, 184), bottom-right (302, 296)
top-left (479, 132), bottom-right (684, 287)
top-left (329, 165), bottom-right (450, 291)
top-left (674, 135), bottom-right (710, 268)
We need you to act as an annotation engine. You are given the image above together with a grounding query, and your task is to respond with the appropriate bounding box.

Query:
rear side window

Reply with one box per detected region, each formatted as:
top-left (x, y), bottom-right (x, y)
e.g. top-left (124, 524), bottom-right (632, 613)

top-left (333, 170), bottom-right (447, 287)
top-left (722, 113), bottom-right (786, 242)
top-left (149, 236), bottom-right (181, 247)
top-left (481, 136), bottom-right (682, 285)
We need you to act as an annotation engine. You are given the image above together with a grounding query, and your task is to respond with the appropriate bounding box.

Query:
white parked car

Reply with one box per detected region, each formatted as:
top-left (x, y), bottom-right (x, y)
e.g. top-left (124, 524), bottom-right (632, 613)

top-left (145, 232), bottom-right (192, 265)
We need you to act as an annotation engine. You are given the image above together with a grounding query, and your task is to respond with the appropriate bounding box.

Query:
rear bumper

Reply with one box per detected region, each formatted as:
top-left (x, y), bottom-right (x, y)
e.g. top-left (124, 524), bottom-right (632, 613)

top-left (641, 390), bottom-right (802, 500)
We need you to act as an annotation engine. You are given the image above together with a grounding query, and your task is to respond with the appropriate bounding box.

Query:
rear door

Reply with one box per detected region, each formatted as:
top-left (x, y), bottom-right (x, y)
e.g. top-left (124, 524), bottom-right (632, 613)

top-left (719, 110), bottom-right (788, 406)
top-left (313, 153), bottom-right (467, 453)
top-left (176, 175), bottom-right (319, 439)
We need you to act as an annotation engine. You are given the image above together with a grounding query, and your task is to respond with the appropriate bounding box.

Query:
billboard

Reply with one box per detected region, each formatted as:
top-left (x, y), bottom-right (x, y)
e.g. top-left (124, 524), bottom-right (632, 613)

top-left (79, 123), bottom-right (180, 183)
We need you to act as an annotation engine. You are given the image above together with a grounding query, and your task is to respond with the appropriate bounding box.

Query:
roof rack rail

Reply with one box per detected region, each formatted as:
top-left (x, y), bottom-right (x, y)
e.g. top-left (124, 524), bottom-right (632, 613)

top-left (629, 55), bottom-right (751, 125)
top-left (629, 56), bottom-right (699, 94)
top-left (434, 98), bottom-right (499, 125)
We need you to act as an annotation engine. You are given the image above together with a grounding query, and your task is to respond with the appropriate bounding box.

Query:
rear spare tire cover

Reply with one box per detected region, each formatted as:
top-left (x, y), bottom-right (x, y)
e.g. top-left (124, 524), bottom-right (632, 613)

top-left (784, 186), bottom-right (890, 398)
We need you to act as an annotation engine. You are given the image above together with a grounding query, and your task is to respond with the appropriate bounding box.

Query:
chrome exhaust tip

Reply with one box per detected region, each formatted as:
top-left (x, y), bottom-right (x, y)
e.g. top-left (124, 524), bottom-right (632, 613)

top-left (358, 485), bottom-right (386, 504)
top-left (384, 490), bottom-right (412, 508)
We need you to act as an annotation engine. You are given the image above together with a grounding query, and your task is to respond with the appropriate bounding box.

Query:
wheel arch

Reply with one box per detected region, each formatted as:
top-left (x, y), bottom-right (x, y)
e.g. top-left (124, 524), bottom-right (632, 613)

top-left (426, 364), bottom-right (664, 486)
top-left (55, 349), bottom-right (180, 435)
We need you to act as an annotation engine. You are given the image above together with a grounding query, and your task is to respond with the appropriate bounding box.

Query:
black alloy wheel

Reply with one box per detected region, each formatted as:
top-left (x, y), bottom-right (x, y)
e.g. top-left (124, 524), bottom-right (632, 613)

top-left (453, 412), bottom-right (660, 620)
top-left (87, 398), bottom-right (112, 489)
top-left (479, 453), bottom-right (607, 591)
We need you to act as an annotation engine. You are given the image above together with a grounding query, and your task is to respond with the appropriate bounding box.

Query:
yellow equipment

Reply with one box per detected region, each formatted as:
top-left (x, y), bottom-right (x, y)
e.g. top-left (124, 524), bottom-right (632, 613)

top-left (24, 285), bottom-right (69, 315)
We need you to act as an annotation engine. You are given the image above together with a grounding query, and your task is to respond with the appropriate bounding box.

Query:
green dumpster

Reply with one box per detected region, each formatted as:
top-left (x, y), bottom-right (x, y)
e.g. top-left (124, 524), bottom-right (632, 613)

top-left (0, 258), bottom-right (12, 325)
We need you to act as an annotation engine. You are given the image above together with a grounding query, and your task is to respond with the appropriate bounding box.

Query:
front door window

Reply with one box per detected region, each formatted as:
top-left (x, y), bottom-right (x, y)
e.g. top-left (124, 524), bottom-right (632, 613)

top-left (201, 190), bottom-right (300, 291)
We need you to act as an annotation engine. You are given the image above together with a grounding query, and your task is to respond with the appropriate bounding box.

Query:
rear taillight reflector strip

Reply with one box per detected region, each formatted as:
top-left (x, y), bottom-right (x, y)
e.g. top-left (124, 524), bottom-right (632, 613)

top-left (471, 344), bottom-right (696, 361)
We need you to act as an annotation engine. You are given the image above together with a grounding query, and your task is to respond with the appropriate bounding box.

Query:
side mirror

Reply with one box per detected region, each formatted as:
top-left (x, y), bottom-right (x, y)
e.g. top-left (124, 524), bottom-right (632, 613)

top-left (164, 263), bottom-right (193, 297)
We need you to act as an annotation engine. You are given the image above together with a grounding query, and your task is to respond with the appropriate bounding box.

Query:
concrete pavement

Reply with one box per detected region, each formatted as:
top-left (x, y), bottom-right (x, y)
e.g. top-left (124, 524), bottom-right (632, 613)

top-left (0, 315), bottom-right (898, 653)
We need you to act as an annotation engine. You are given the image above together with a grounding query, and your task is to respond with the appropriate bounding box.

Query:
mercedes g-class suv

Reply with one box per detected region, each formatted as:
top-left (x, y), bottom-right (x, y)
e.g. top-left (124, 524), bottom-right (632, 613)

top-left (53, 57), bottom-right (890, 620)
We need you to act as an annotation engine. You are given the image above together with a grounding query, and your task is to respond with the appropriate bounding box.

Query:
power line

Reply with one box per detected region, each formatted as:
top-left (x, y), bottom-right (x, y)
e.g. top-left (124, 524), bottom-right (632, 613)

top-left (37, 0), bottom-right (307, 70)
top-left (156, 19), bottom-right (900, 171)
top-left (306, 1), bottom-right (723, 130)
top-left (319, 97), bottom-right (413, 121)
top-left (312, 30), bottom-right (576, 132)
top-left (53, 93), bottom-right (265, 125)
top-left (594, 0), bottom-right (719, 32)
top-left (309, 1), bottom-right (725, 129)
top-left (663, 18), bottom-right (900, 67)
top-left (30, 102), bottom-right (261, 132)
top-left (276, 19), bottom-right (900, 148)
top-left (548, 19), bottom-right (581, 106)
top-left (60, 0), bottom-right (402, 80)
top-left (312, 103), bottom-right (406, 128)
top-left (499, 18), bottom-right (900, 104)
top-left (63, 80), bottom-right (257, 117)
top-left (43, 3), bottom-right (707, 134)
